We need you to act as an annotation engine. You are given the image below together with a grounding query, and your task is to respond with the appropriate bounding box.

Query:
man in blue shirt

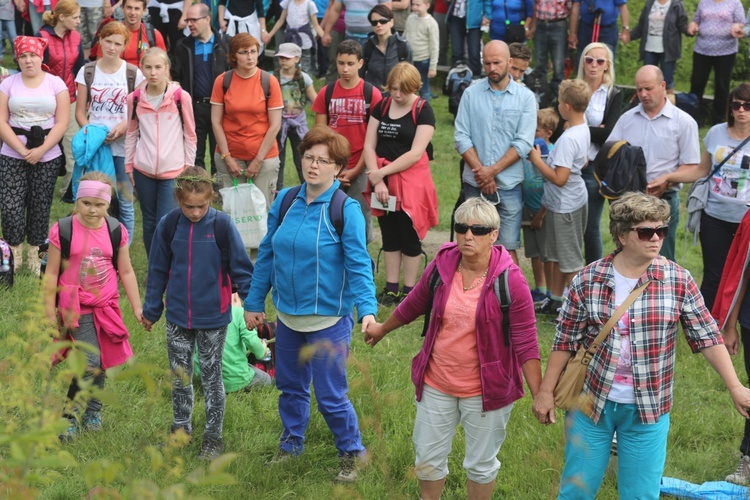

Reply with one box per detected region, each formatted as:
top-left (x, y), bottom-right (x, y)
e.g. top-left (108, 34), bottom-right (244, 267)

top-left (172, 3), bottom-right (230, 174)
top-left (454, 40), bottom-right (536, 264)
top-left (568, 0), bottom-right (630, 61)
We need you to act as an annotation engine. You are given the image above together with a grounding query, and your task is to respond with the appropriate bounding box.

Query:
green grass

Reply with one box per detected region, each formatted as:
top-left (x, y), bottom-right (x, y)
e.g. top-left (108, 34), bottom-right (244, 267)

top-left (1, 49), bottom-right (748, 498)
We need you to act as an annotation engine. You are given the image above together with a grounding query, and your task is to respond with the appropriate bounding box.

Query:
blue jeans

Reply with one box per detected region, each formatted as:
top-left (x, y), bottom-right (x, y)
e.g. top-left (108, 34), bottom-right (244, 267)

top-left (113, 156), bottom-right (134, 244)
top-left (576, 21), bottom-right (619, 64)
top-left (581, 166), bottom-right (604, 264)
top-left (413, 59), bottom-right (431, 101)
top-left (275, 315), bottom-right (365, 456)
top-left (660, 190), bottom-right (679, 262)
top-left (448, 17), bottom-right (482, 76)
top-left (133, 170), bottom-right (177, 258)
top-left (559, 402), bottom-right (669, 500)
top-left (533, 19), bottom-right (567, 97)
top-left (642, 51), bottom-right (676, 90)
top-left (462, 183), bottom-right (523, 250)
top-left (0, 19), bottom-right (17, 54)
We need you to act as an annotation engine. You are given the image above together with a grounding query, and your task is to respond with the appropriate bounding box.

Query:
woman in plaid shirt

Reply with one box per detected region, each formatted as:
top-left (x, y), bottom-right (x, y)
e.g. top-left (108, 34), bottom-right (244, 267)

top-left (532, 191), bottom-right (750, 499)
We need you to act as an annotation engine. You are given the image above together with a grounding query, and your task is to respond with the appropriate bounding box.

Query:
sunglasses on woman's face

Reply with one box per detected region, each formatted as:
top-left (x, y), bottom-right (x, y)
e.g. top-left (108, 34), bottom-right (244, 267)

top-left (584, 56), bottom-right (607, 66)
top-left (370, 18), bottom-right (391, 25)
top-left (454, 223), bottom-right (494, 236)
top-left (731, 101), bottom-right (750, 111)
top-left (630, 225), bottom-right (669, 241)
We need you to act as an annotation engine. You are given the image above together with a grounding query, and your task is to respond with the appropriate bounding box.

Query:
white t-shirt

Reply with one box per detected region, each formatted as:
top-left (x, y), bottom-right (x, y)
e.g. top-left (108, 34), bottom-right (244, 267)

top-left (0, 72), bottom-right (68, 162)
top-left (704, 123), bottom-right (750, 223)
top-left (608, 266), bottom-right (638, 404)
top-left (645, 0), bottom-right (671, 53)
top-left (280, 0), bottom-right (318, 49)
top-left (541, 123), bottom-right (590, 213)
top-left (75, 61), bottom-right (145, 157)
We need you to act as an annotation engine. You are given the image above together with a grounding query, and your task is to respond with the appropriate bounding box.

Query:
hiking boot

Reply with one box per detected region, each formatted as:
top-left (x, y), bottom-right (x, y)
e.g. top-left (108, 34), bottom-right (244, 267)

top-left (82, 411), bottom-right (102, 432)
top-left (9, 245), bottom-right (22, 272)
top-left (197, 436), bottom-right (224, 461)
top-left (59, 416), bottom-right (78, 443)
top-left (265, 448), bottom-right (296, 466)
top-left (726, 454), bottom-right (750, 484)
top-left (377, 289), bottom-right (402, 307)
top-left (531, 288), bottom-right (548, 304)
top-left (535, 297), bottom-right (562, 315)
top-left (26, 246), bottom-right (41, 275)
top-left (335, 453), bottom-right (358, 483)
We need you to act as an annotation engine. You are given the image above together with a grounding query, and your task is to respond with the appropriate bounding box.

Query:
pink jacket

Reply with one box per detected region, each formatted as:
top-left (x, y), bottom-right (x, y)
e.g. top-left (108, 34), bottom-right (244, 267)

top-left (394, 242), bottom-right (539, 411)
top-left (124, 82), bottom-right (197, 178)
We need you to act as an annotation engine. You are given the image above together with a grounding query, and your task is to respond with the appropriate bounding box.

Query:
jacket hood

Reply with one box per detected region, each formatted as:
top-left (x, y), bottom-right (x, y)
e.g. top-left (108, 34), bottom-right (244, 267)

top-left (433, 242), bottom-right (514, 283)
top-left (73, 124), bottom-right (110, 164)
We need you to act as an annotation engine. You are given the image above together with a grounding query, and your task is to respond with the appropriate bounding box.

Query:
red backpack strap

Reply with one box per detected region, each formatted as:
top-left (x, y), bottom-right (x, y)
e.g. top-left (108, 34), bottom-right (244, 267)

top-left (381, 96), bottom-right (392, 117)
top-left (411, 97), bottom-right (425, 125)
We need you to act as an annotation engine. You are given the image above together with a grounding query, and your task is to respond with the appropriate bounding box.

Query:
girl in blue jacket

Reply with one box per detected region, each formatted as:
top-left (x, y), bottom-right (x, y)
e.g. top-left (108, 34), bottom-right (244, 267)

top-left (142, 166), bottom-right (254, 462)
top-left (244, 126), bottom-right (377, 483)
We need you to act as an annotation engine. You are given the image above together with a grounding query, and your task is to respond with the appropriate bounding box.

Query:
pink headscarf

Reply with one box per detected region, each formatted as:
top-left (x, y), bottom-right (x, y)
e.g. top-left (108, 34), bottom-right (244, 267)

top-left (76, 180), bottom-right (112, 204)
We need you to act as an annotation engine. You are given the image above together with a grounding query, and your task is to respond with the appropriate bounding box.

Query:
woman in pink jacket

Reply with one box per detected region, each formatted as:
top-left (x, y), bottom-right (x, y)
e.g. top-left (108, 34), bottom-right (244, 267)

top-left (365, 197), bottom-right (541, 500)
top-left (125, 47), bottom-right (196, 257)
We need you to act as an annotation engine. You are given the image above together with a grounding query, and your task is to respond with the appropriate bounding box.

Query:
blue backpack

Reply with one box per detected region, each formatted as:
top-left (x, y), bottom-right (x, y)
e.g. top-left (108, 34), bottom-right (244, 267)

top-left (444, 63), bottom-right (473, 118)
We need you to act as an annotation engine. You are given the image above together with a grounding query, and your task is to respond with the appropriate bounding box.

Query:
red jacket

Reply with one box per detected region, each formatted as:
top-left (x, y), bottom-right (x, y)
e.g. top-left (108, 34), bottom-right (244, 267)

top-left (38, 25), bottom-right (84, 103)
top-left (713, 210), bottom-right (750, 329)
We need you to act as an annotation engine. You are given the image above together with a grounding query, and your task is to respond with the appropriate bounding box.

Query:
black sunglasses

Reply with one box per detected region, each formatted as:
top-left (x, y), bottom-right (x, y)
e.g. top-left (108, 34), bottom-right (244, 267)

top-left (370, 18), bottom-right (391, 25)
top-left (454, 223), bottom-right (495, 236)
top-left (731, 101), bottom-right (750, 111)
top-left (630, 225), bottom-right (669, 241)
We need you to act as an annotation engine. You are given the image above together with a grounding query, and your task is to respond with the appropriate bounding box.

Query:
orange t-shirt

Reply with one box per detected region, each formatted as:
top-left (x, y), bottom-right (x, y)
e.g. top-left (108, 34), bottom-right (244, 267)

top-left (424, 271), bottom-right (482, 397)
top-left (90, 24), bottom-right (167, 67)
top-left (210, 70), bottom-right (283, 160)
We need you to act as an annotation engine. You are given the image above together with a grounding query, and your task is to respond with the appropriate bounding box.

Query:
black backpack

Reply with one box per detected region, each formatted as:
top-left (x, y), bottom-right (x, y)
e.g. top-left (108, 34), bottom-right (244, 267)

top-left (592, 140), bottom-right (648, 200)
top-left (522, 69), bottom-right (551, 109)
top-left (222, 69), bottom-right (272, 106)
top-left (58, 215), bottom-right (123, 274)
top-left (421, 265), bottom-right (512, 345)
top-left (324, 80), bottom-right (375, 124)
top-left (444, 63), bottom-right (473, 118)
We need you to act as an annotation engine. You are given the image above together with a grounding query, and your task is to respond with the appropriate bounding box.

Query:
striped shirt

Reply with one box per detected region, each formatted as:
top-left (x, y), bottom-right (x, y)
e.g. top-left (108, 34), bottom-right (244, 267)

top-left (553, 252), bottom-right (723, 424)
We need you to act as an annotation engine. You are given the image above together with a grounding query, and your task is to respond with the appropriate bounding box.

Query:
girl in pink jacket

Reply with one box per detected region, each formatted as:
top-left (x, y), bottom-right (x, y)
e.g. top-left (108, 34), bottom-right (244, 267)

top-left (125, 47), bottom-right (197, 258)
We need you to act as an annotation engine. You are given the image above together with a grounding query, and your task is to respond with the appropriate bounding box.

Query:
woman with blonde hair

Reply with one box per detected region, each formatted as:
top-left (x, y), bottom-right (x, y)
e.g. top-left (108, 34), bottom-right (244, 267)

top-left (75, 21), bottom-right (145, 242)
top-left (575, 42), bottom-right (623, 263)
top-left (364, 61), bottom-right (438, 305)
top-left (38, 0), bottom-right (84, 199)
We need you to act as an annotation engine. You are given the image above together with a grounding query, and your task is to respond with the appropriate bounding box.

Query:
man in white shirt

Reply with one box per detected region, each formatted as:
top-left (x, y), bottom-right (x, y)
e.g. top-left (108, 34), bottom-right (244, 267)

top-left (607, 65), bottom-right (700, 261)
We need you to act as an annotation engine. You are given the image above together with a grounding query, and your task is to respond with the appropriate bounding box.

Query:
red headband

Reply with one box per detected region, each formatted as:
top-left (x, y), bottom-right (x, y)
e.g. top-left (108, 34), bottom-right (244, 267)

top-left (14, 36), bottom-right (48, 60)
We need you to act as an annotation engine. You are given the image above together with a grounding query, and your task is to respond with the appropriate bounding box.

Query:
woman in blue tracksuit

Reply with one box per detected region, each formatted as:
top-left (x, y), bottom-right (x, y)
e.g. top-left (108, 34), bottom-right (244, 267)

top-left (490, 0), bottom-right (533, 43)
top-left (244, 125), bottom-right (377, 483)
top-left (446, 0), bottom-right (492, 76)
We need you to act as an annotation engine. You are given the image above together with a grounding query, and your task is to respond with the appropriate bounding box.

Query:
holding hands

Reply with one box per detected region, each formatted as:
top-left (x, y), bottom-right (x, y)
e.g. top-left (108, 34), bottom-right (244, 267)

top-left (364, 320), bottom-right (387, 347)
top-left (245, 310), bottom-right (266, 331)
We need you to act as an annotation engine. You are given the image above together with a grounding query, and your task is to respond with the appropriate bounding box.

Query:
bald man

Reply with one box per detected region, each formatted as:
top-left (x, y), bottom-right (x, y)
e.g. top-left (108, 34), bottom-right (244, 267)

top-left (607, 65), bottom-right (700, 261)
top-left (454, 40), bottom-right (536, 264)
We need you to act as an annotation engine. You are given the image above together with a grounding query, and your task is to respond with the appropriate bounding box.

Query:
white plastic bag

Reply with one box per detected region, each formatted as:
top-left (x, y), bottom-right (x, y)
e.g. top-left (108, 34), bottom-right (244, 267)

top-left (220, 179), bottom-right (267, 249)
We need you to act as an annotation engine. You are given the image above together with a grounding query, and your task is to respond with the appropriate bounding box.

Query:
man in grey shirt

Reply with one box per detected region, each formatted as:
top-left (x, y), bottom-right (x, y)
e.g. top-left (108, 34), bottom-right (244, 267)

top-left (607, 65), bottom-right (700, 261)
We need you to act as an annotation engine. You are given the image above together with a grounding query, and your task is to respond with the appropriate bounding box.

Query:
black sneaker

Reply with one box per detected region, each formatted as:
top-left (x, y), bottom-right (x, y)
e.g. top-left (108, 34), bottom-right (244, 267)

top-left (197, 436), bottom-right (224, 461)
top-left (535, 297), bottom-right (562, 315)
top-left (377, 289), bottom-right (403, 307)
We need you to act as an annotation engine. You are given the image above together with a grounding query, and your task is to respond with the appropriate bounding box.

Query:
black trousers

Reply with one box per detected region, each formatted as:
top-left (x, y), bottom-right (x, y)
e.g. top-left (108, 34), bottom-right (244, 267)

top-left (193, 101), bottom-right (217, 174)
top-left (690, 51), bottom-right (736, 125)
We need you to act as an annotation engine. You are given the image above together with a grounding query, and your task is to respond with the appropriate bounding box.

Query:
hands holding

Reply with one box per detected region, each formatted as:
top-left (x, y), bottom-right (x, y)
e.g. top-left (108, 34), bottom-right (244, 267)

top-left (363, 320), bottom-right (387, 347)
top-left (531, 210), bottom-right (545, 230)
top-left (724, 325), bottom-right (740, 355)
top-left (731, 23), bottom-right (747, 38)
top-left (322, 33), bottom-right (332, 47)
top-left (141, 316), bottom-right (154, 332)
top-left (532, 390), bottom-right (557, 425)
top-left (618, 29), bottom-right (630, 44)
top-left (729, 385), bottom-right (750, 419)
top-left (261, 32), bottom-right (272, 44)
top-left (245, 310), bottom-right (266, 331)
top-left (687, 21), bottom-right (699, 36)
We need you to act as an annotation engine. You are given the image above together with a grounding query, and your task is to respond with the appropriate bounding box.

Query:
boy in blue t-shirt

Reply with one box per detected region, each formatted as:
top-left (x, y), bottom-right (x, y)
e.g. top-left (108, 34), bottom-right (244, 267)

top-left (522, 107), bottom-right (558, 304)
top-left (528, 79), bottom-right (591, 314)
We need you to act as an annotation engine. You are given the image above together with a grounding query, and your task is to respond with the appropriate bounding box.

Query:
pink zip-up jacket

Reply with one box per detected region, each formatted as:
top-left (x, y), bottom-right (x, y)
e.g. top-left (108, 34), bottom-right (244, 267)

top-left (394, 242), bottom-right (540, 411)
top-left (124, 82), bottom-right (197, 178)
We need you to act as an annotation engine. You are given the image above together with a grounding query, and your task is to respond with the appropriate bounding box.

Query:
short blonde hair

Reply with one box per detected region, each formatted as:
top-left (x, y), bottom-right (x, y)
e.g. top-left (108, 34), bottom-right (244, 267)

top-left (537, 107), bottom-right (559, 134)
top-left (454, 198), bottom-right (500, 229)
top-left (609, 192), bottom-right (670, 249)
top-left (559, 79), bottom-right (591, 113)
top-left (384, 62), bottom-right (421, 96)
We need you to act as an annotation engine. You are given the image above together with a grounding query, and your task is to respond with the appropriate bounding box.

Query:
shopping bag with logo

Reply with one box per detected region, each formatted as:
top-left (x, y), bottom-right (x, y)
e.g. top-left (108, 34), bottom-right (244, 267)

top-left (219, 179), bottom-right (267, 248)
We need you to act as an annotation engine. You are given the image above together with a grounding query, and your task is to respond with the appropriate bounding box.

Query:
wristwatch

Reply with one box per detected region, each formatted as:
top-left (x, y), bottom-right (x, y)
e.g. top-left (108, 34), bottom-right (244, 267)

top-left (622, 25), bottom-right (630, 30)
top-left (220, 152), bottom-right (231, 160)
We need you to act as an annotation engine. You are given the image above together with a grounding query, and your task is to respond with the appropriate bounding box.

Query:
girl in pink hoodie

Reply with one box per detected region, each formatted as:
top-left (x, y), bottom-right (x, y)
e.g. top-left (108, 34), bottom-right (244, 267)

top-left (125, 47), bottom-right (197, 258)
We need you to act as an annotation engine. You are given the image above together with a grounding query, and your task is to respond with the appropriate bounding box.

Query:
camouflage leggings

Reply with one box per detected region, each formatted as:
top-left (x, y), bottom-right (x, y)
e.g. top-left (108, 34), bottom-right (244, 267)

top-left (166, 321), bottom-right (227, 439)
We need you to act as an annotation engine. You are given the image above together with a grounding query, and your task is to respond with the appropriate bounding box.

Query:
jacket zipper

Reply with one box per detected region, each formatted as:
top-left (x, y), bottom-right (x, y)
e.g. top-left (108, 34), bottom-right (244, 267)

top-left (187, 222), bottom-right (193, 328)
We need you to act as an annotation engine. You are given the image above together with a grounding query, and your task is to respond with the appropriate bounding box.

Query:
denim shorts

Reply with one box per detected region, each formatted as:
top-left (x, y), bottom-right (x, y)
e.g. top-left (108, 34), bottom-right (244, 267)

top-left (462, 183), bottom-right (522, 250)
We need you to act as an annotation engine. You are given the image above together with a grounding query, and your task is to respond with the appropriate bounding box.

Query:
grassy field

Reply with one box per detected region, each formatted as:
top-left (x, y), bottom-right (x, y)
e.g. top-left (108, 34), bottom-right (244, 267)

top-left (2, 16), bottom-right (750, 497)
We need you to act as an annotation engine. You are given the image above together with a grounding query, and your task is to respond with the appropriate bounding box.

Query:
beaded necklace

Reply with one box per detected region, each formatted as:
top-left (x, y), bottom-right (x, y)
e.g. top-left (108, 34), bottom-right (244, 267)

top-left (458, 262), bottom-right (489, 292)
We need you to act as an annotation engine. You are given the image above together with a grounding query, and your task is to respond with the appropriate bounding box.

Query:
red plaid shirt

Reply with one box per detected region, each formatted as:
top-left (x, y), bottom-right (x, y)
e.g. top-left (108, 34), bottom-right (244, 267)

top-left (534, 0), bottom-right (571, 21)
top-left (554, 253), bottom-right (723, 424)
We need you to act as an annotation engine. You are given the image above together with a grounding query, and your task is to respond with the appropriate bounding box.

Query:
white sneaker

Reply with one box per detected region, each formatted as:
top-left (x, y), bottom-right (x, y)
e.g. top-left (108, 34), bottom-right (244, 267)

top-left (726, 454), bottom-right (750, 485)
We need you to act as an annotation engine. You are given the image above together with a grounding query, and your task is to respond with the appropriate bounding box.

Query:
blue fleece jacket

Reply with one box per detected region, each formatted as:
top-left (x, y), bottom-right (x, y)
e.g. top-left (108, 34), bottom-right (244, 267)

top-left (244, 181), bottom-right (377, 321)
top-left (143, 208), bottom-right (254, 329)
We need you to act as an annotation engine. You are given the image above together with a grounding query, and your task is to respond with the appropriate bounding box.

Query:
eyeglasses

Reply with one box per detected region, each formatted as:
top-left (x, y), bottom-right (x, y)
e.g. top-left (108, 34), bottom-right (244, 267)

top-left (302, 154), bottom-right (336, 166)
top-left (454, 223), bottom-right (495, 236)
top-left (370, 18), bottom-right (391, 26)
top-left (730, 101), bottom-right (750, 111)
top-left (584, 56), bottom-right (607, 66)
top-left (184, 16), bottom-right (208, 23)
top-left (630, 225), bottom-right (669, 241)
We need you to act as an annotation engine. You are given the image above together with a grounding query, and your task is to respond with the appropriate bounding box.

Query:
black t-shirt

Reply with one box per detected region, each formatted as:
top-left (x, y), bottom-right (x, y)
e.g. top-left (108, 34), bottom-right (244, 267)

top-left (372, 98), bottom-right (435, 162)
top-left (220, 0), bottom-right (265, 19)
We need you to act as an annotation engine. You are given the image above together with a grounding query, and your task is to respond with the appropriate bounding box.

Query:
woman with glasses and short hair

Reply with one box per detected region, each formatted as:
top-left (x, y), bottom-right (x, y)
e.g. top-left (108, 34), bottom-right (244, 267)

top-left (364, 196), bottom-right (541, 500)
top-left (244, 125), bottom-right (377, 483)
top-left (360, 5), bottom-right (412, 91)
top-left (363, 62), bottom-right (437, 306)
top-left (575, 42), bottom-right (622, 264)
top-left (649, 83), bottom-right (750, 311)
top-left (532, 191), bottom-right (750, 499)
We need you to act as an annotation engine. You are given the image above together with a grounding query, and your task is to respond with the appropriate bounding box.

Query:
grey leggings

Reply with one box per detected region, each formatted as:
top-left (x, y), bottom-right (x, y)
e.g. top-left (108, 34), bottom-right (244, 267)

top-left (166, 321), bottom-right (227, 439)
top-left (65, 314), bottom-right (105, 416)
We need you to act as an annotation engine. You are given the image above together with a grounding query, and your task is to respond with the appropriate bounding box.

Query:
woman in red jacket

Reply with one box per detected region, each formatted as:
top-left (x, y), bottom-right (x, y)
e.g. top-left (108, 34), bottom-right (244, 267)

top-left (38, 0), bottom-right (83, 197)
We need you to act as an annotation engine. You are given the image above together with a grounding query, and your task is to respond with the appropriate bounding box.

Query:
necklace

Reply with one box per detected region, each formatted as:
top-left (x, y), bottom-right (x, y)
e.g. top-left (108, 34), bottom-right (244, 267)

top-left (458, 262), bottom-right (489, 292)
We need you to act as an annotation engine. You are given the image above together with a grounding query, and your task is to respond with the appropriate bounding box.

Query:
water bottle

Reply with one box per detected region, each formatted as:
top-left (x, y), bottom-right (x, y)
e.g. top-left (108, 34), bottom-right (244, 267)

top-left (1, 258), bottom-right (9, 273)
